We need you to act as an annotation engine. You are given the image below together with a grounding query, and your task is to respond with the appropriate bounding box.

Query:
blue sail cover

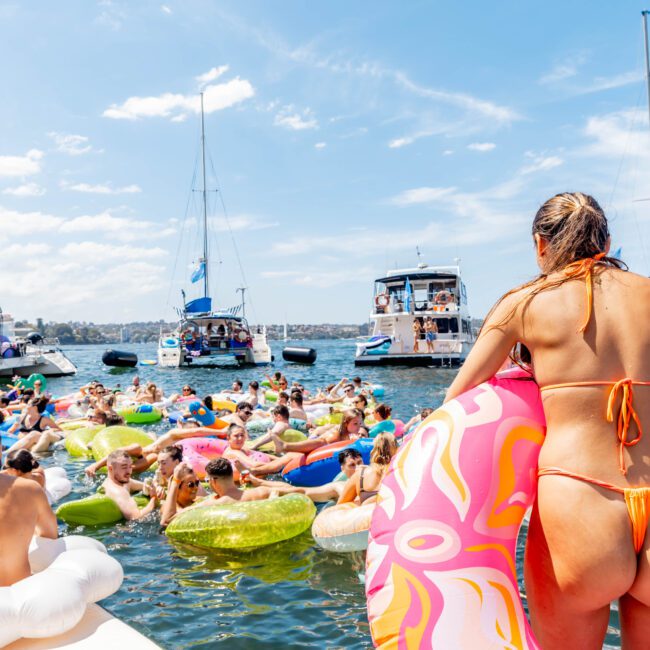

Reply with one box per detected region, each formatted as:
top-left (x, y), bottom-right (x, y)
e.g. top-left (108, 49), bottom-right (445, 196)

top-left (185, 297), bottom-right (212, 314)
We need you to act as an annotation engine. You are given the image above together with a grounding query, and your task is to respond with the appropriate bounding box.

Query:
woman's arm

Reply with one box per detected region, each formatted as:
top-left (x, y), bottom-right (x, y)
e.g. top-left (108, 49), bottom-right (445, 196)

top-left (445, 292), bottom-right (522, 403)
top-left (337, 470), bottom-right (361, 505)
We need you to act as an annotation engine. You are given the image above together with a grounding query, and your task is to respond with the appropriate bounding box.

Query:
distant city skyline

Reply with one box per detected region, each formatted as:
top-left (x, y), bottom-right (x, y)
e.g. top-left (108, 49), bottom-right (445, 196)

top-left (0, 1), bottom-right (649, 324)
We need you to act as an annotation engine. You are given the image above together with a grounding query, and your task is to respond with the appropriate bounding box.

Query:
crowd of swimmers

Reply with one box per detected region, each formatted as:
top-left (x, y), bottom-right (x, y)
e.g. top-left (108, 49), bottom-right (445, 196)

top-left (0, 370), bottom-right (430, 587)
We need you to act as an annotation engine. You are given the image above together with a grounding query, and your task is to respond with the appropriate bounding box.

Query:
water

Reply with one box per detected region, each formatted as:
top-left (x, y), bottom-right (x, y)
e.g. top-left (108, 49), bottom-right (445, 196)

top-left (32, 340), bottom-right (620, 649)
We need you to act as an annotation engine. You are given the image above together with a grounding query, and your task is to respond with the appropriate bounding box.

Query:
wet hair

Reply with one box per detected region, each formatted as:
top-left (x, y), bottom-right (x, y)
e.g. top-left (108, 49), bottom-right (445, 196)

top-left (236, 401), bottom-right (252, 413)
top-left (290, 391), bottom-right (303, 406)
top-left (29, 396), bottom-right (49, 414)
top-left (107, 449), bottom-right (131, 465)
top-left (374, 404), bottom-right (392, 420)
top-left (278, 391), bottom-right (289, 401)
top-left (5, 449), bottom-right (39, 473)
top-left (227, 423), bottom-right (246, 437)
top-left (370, 432), bottom-right (398, 468)
top-left (338, 409), bottom-right (363, 437)
top-left (233, 380), bottom-right (243, 389)
top-left (105, 413), bottom-right (124, 427)
top-left (420, 407), bottom-right (434, 419)
top-left (338, 448), bottom-right (363, 465)
top-left (249, 381), bottom-right (259, 390)
top-left (353, 394), bottom-right (368, 408)
top-left (482, 192), bottom-right (626, 358)
top-left (205, 457), bottom-right (233, 479)
top-left (161, 445), bottom-right (183, 462)
top-left (272, 404), bottom-right (290, 420)
top-left (273, 371), bottom-right (282, 381)
top-left (203, 395), bottom-right (214, 411)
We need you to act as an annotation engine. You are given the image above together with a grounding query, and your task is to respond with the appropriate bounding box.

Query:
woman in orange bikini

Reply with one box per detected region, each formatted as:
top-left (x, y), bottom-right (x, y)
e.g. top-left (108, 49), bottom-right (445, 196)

top-left (446, 192), bottom-right (650, 649)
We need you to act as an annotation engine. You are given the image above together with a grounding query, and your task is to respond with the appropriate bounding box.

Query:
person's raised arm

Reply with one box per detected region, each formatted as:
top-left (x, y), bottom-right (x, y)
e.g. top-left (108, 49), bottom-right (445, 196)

top-left (445, 291), bottom-right (523, 403)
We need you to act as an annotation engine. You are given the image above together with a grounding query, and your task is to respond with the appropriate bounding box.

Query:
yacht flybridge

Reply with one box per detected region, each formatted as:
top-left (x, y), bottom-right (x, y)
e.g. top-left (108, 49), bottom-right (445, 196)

top-left (355, 262), bottom-right (474, 366)
top-left (157, 94), bottom-right (271, 368)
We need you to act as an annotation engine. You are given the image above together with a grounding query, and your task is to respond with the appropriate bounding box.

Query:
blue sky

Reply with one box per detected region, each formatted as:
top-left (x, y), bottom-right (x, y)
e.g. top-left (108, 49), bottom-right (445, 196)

top-left (1, 1), bottom-right (649, 325)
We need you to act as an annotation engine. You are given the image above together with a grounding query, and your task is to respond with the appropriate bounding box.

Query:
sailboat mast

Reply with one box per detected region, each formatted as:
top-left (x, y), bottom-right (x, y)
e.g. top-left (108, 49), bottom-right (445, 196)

top-left (641, 10), bottom-right (650, 128)
top-left (200, 92), bottom-right (209, 299)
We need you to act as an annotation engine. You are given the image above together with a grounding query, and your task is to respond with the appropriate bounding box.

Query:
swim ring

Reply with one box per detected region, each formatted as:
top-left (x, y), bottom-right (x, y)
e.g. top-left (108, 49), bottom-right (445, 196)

top-left (44, 466), bottom-right (72, 504)
top-left (118, 404), bottom-right (163, 424)
top-left (187, 400), bottom-right (227, 429)
top-left (181, 437), bottom-right (271, 479)
top-left (368, 419), bottom-right (405, 439)
top-left (56, 493), bottom-right (150, 526)
top-left (13, 373), bottom-right (47, 391)
top-left (64, 425), bottom-right (104, 457)
top-left (246, 428), bottom-right (306, 453)
top-left (365, 369), bottom-right (546, 649)
top-left (0, 535), bottom-right (122, 648)
top-left (166, 493), bottom-right (316, 550)
top-left (312, 501), bottom-right (375, 552)
top-left (91, 426), bottom-right (155, 464)
top-left (282, 438), bottom-right (374, 487)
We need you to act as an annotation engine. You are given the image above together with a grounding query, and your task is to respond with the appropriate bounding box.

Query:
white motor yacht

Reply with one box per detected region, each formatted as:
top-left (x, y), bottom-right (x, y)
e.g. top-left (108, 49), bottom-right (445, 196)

top-left (355, 262), bottom-right (474, 366)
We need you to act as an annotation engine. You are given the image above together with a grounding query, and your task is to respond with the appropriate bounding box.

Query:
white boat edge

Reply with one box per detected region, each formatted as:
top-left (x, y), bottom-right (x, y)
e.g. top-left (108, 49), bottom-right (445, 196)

top-left (5, 603), bottom-right (161, 649)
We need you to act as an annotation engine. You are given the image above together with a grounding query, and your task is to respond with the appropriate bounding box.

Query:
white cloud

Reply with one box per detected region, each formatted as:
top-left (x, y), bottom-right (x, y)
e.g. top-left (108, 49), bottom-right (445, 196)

top-left (388, 129), bottom-right (438, 149)
top-left (0, 149), bottom-right (44, 177)
top-left (443, 150), bottom-right (454, 156)
top-left (48, 132), bottom-right (93, 156)
top-left (390, 186), bottom-right (457, 206)
top-left (520, 155), bottom-right (563, 175)
top-left (103, 76), bottom-right (254, 121)
top-left (539, 51), bottom-right (589, 85)
top-left (161, 4), bottom-right (172, 14)
top-left (261, 267), bottom-right (374, 288)
top-left (3, 183), bottom-right (45, 197)
top-left (467, 142), bottom-right (496, 152)
top-left (578, 70), bottom-right (644, 95)
top-left (59, 241), bottom-right (166, 262)
top-left (274, 106), bottom-right (318, 131)
top-left (314, 142), bottom-right (327, 149)
top-left (0, 205), bottom-right (64, 232)
top-left (196, 66), bottom-right (229, 85)
top-left (61, 181), bottom-right (142, 194)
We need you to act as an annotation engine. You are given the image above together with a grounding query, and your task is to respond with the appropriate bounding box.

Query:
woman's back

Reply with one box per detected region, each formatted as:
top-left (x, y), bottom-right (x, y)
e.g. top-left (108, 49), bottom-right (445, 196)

top-left (524, 267), bottom-right (650, 485)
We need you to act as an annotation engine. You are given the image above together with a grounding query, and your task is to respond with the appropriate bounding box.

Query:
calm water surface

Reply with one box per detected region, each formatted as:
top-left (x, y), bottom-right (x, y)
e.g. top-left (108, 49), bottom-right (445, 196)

top-left (37, 340), bottom-right (620, 649)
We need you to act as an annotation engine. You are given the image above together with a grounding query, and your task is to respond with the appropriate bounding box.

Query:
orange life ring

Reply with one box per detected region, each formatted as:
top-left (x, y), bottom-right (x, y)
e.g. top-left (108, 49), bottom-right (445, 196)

top-left (375, 293), bottom-right (389, 308)
top-left (435, 291), bottom-right (452, 305)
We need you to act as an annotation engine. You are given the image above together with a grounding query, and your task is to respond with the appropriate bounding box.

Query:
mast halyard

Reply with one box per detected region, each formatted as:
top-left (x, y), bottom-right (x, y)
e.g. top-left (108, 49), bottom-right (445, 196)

top-left (200, 92), bottom-right (209, 300)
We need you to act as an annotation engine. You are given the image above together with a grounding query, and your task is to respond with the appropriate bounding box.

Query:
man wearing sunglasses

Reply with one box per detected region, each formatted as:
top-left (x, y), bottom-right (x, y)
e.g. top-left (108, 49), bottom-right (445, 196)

top-left (160, 461), bottom-right (202, 527)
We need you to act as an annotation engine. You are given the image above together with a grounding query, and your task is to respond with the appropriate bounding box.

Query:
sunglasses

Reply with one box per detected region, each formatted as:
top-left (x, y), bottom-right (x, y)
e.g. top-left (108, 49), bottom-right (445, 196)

top-left (183, 480), bottom-right (199, 488)
top-left (182, 387), bottom-right (191, 392)
top-left (241, 410), bottom-right (253, 416)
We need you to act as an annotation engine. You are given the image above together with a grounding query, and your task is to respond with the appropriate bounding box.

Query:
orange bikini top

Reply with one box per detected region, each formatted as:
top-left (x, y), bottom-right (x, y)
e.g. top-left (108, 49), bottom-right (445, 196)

top-left (539, 254), bottom-right (650, 475)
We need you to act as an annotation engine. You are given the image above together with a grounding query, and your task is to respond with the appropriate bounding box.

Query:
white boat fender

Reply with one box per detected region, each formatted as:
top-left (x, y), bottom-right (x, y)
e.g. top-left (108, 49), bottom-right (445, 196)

top-left (0, 536), bottom-right (123, 648)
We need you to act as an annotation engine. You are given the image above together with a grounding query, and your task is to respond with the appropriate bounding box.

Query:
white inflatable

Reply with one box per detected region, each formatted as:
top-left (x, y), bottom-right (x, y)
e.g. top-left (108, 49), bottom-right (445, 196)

top-left (43, 467), bottom-right (72, 505)
top-left (0, 535), bottom-right (123, 648)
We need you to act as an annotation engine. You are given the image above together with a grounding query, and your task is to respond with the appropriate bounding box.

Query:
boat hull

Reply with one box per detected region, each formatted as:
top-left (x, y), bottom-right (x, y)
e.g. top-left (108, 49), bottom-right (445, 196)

top-left (355, 352), bottom-right (466, 367)
top-left (0, 350), bottom-right (77, 377)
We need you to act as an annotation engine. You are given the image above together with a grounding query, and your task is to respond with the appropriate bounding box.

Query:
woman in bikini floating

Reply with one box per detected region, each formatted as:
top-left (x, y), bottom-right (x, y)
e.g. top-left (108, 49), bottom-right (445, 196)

top-left (446, 192), bottom-right (650, 649)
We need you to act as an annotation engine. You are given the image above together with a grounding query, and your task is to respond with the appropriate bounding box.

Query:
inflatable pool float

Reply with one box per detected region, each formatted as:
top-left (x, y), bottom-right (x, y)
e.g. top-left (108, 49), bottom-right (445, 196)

top-left (67, 403), bottom-right (87, 419)
top-left (56, 493), bottom-right (150, 526)
top-left (139, 359), bottom-right (158, 366)
top-left (118, 404), bottom-right (162, 425)
top-left (288, 418), bottom-right (308, 432)
top-left (246, 418), bottom-right (272, 434)
top-left (211, 399), bottom-right (236, 413)
top-left (166, 493), bottom-right (316, 550)
top-left (12, 373), bottom-right (47, 391)
top-left (44, 467), bottom-right (72, 504)
top-left (187, 400), bottom-right (228, 429)
top-left (282, 438), bottom-right (374, 487)
top-left (313, 413), bottom-right (342, 426)
top-left (245, 429), bottom-right (306, 453)
top-left (58, 419), bottom-right (96, 432)
top-left (0, 535), bottom-right (122, 648)
top-left (263, 390), bottom-right (278, 403)
top-left (90, 426), bottom-right (155, 464)
top-left (64, 425), bottom-right (104, 457)
top-left (368, 419), bottom-right (405, 439)
top-left (0, 414), bottom-right (18, 432)
top-left (365, 369), bottom-right (546, 649)
top-left (312, 501), bottom-right (375, 552)
top-left (181, 437), bottom-right (271, 479)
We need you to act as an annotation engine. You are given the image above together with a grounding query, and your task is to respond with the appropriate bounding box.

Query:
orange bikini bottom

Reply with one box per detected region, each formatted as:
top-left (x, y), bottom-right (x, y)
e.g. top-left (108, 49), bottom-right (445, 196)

top-left (538, 467), bottom-right (650, 554)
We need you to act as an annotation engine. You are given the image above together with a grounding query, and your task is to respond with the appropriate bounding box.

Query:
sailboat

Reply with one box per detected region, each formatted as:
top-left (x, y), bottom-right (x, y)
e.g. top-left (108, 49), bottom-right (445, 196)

top-left (157, 94), bottom-right (272, 368)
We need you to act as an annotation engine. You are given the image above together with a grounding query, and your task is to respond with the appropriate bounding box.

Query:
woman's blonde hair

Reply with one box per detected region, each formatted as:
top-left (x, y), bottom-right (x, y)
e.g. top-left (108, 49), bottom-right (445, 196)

top-left (484, 192), bottom-right (626, 341)
top-left (370, 432), bottom-right (398, 468)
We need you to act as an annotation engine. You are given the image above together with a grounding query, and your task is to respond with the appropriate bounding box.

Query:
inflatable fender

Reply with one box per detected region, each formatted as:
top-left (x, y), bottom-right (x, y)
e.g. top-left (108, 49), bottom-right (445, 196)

top-left (312, 501), bottom-right (375, 552)
top-left (166, 493), bottom-right (316, 550)
top-left (44, 466), bottom-right (72, 504)
top-left (0, 539), bottom-right (123, 647)
top-left (365, 370), bottom-right (546, 649)
top-left (282, 438), bottom-right (374, 487)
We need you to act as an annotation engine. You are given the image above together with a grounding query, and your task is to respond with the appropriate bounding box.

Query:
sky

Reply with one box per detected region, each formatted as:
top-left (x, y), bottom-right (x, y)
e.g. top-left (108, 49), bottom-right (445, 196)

top-left (1, 1), bottom-right (649, 326)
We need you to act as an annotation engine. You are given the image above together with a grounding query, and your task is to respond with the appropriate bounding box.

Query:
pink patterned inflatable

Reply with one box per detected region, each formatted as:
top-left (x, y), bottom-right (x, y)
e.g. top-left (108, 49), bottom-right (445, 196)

top-left (366, 369), bottom-right (546, 649)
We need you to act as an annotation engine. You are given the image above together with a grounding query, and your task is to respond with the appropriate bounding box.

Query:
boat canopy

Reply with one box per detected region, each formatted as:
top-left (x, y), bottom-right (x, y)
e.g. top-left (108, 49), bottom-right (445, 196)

top-left (184, 297), bottom-right (212, 314)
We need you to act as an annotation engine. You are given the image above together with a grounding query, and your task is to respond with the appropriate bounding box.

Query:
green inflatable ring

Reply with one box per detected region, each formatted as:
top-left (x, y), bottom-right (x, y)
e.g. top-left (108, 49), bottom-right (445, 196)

top-left (15, 373), bottom-right (47, 390)
top-left (91, 425), bottom-right (155, 463)
top-left (166, 493), bottom-right (316, 550)
top-left (64, 425), bottom-right (104, 458)
top-left (314, 413), bottom-right (342, 427)
top-left (118, 405), bottom-right (163, 425)
top-left (56, 493), bottom-right (149, 526)
top-left (246, 418), bottom-right (272, 434)
top-left (264, 390), bottom-right (278, 403)
top-left (246, 428), bottom-right (307, 453)
top-left (261, 380), bottom-right (272, 388)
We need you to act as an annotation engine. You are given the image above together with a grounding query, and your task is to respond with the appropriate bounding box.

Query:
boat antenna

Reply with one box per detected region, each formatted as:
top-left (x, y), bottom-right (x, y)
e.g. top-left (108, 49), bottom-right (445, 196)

top-left (416, 246), bottom-right (422, 264)
top-left (200, 92), bottom-right (209, 299)
top-left (236, 286), bottom-right (247, 320)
